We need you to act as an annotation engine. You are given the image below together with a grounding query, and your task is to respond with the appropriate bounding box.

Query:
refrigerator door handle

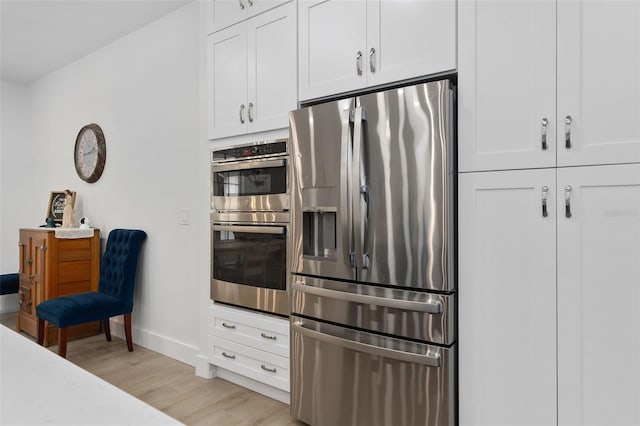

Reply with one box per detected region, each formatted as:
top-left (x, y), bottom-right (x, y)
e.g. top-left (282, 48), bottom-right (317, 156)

top-left (292, 281), bottom-right (443, 314)
top-left (352, 106), bottom-right (368, 268)
top-left (343, 105), bottom-right (354, 267)
top-left (292, 320), bottom-right (442, 367)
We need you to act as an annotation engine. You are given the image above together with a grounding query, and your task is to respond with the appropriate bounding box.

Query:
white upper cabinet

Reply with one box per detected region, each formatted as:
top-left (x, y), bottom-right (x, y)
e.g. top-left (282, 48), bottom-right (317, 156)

top-left (557, 163), bottom-right (640, 426)
top-left (458, 0), bottom-right (556, 172)
top-left (207, 1), bottom-right (297, 139)
top-left (557, 1), bottom-right (640, 167)
top-left (459, 0), bottom-right (640, 172)
top-left (299, 0), bottom-right (456, 101)
top-left (298, 0), bottom-right (367, 99)
top-left (459, 168), bottom-right (557, 426)
top-left (206, 0), bottom-right (291, 34)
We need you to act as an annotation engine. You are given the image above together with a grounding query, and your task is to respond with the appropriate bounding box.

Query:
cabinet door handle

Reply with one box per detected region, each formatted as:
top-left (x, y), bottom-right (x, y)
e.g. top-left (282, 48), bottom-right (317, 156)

top-left (541, 118), bottom-right (548, 150)
top-left (222, 322), bottom-right (236, 329)
top-left (260, 364), bottom-right (277, 373)
top-left (239, 104), bottom-right (245, 124)
top-left (239, 0), bottom-right (245, 10)
top-left (541, 186), bottom-right (549, 217)
top-left (247, 0), bottom-right (253, 6)
top-left (248, 102), bottom-right (254, 122)
top-left (356, 51), bottom-right (363, 76)
top-left (27, 258), bottom-right (32, 265)
top-left (565, 115), bottom-right (573, 149)
top-left (369, 48), bottom-right (376, 73)
top-left (222, 351), bottom-right (236, 359)
top-left (260, 332), bottom-right (277, 340)
top-left (565, 186), bottom-right (572, 218)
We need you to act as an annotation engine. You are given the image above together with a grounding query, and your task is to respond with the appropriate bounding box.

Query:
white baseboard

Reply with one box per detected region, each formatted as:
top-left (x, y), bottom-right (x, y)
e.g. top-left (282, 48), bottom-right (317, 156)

top-left (194, 353), bottom-right (215, 378)
top-left (214, 367), bottom-right (290, 405)
top-left (109, 318), bottom-right (199, 368)
top-left (0, 293), bottom-right (19, 314)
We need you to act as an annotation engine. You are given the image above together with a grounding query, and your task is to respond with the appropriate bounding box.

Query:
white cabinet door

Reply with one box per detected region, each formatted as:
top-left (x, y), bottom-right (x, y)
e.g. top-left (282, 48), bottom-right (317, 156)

top-left (298, 0), bottom-right (367, 101)
top-left (458, 0), bottom-right (556, 172)
top-left (247, 1), bottom-right (297, 133)
top-left (208, 24), bottom-right (248, 139)
top-left (459, 169), bottom-right (557, 426)
top-left (557, 164), bottom-right (640, 426)
top-left (557, 1), bottom-right (640, 167)
top-left (366, 0), bottom-right (456, 87)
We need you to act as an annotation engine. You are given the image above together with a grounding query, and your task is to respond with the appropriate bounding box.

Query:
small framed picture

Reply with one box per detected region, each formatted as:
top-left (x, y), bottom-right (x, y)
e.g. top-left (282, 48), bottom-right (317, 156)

top-left (47, 191), bottom-right (75, 225)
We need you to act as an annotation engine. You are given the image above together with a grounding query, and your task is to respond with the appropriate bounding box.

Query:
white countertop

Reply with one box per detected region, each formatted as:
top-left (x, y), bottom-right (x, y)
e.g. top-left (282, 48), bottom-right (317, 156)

top-left (0, 325), bottom-right (183, 425)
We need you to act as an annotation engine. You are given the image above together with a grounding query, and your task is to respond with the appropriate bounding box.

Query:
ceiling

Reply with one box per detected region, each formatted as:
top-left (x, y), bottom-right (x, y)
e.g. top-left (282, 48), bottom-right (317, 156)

top-left (0, 0), bottom-right (192, 84)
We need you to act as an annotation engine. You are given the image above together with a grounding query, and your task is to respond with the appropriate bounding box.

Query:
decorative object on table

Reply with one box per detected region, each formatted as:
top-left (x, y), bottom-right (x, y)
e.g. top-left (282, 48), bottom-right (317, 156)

top-left (47, 190), bottom-right (75, 226)
top-left (74, 123), bottom-right (106, 183)
top-left (79, 216), bottom-right (90, 229)
top-left (36, 229), bottom-right (147, 358)
top-left (39, 216), bottom-right (57, 228)
top-left (61, 189), bottom-right (76, 229)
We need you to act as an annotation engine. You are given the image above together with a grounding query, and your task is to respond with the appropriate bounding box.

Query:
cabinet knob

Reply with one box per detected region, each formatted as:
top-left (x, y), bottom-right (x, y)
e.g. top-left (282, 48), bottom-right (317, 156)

top-left (26, 258), bottom-right (32, 265)
top-left (565, 115), bottom-right (573, 149)
top-left (541, 118), bottom-right (548, 150)
top-left (248, 102), bottom-right (254, 122)
top-left (356, 51), bottom-right (363, 76)
top-left (369, 48), bottom-right (376, 73)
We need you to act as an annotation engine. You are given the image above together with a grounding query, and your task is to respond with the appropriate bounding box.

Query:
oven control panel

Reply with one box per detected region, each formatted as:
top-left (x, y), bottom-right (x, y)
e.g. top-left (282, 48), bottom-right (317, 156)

top-left (211, 140), bottom-right (287, 162)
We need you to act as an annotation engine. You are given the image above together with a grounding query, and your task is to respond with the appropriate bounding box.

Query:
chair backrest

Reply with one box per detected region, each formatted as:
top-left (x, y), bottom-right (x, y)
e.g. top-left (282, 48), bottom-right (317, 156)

top-left (98, 229), bottom-right (147, 310)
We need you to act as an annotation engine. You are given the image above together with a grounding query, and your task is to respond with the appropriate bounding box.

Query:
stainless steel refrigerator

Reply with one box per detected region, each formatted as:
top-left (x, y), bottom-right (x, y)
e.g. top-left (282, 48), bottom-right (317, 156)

top-left (289, 79), bottom-right (456, 426)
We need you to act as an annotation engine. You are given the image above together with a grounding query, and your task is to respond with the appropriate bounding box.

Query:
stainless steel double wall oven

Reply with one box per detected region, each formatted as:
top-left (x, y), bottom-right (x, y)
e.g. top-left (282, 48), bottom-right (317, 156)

top-left (210, 139), bottom-right (290, 316)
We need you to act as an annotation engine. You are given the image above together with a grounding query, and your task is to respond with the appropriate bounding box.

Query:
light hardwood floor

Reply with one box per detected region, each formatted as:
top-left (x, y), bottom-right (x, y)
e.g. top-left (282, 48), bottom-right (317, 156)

top-left (1, 313), bottom-right (302, 426)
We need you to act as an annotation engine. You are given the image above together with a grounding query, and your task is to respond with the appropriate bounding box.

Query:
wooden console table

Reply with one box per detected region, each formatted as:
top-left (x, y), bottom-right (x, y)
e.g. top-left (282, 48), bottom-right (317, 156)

top-left (17, 228), bottom-right (101, 346)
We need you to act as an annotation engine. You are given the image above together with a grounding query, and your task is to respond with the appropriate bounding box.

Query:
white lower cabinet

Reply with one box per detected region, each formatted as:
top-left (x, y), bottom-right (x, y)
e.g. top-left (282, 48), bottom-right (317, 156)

top-left (207, 303), bottom-right (290, 392)
top-left (557, 164), bottom-right (640, 426)
top-left (460, 163), bottom-right (640, 425)
top-left (459, 168), bottom-right (557, 426)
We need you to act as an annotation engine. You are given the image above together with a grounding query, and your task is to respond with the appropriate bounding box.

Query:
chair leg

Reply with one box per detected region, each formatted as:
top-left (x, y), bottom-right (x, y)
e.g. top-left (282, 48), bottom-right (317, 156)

top-left (37, 318), bottom-right (45, 346)
top-left (58, 327), bottom-right (68, 358)
top-left (124, 313), bottom-right (133, 352)
top-left (102, 319), bottom-right (112, 342)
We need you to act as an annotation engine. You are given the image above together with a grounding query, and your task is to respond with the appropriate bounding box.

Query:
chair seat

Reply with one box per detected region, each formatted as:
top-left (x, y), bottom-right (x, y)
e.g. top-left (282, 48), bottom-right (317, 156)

top-left (36, 292), bottom-right (132, 328)
top-left (0, 273), bottom-right (19, 295)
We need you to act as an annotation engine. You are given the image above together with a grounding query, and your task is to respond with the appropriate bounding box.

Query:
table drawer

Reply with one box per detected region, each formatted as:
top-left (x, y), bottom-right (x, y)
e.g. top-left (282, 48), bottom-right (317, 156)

top-left (209, 336), bottom-right (290, 392)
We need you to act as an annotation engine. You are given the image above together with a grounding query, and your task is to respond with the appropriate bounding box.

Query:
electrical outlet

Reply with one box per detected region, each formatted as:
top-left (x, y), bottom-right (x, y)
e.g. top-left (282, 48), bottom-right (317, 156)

top-left (179, 208), bottom-right (190, 225)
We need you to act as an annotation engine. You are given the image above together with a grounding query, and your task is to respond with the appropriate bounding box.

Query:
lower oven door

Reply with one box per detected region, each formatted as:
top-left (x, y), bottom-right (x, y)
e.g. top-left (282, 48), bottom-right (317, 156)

top-left (211, 223), bottom-right (289, 316)
top-left (291, 318), bottom-right (455, 426)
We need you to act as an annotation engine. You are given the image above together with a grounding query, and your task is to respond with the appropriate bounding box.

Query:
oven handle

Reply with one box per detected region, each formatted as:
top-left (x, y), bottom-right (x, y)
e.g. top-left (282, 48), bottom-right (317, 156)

top-left (211, 158), bottom-right (286, 173)
top-left (212, 224), bottom-right (285, 235)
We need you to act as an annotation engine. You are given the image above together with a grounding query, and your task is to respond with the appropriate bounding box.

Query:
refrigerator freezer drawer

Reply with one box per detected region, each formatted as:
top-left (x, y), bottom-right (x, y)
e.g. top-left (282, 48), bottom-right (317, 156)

top-left (290, 318), bottom-right (455, 426)
top-left (291, 275), bottom-right (455, 345)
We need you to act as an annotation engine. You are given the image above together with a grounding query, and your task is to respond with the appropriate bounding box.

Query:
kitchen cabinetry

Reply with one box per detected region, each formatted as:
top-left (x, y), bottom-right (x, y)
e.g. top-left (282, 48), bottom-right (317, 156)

top-left (298, 0), bottom-right (456, 101)
top-left (207, 303), bottom-right (289, 393)
top-left (458, 169), bottom-right (557, 426)
top-left (207, 1), bottom-right (296, 139)
top-left (17, 228), bottom-right (101, 346)
top-left (205, 0), bottom-right (290, 34)
top-left (459, 0), bottom-right (640, 172)
top-left (459, 164), bottom-right (640, 426)
top-left (557, 164), bottom-right (640, 426)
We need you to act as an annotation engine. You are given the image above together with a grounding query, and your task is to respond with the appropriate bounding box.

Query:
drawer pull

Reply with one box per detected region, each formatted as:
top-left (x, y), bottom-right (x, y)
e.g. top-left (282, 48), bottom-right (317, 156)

top-left (260, 364), bottom-right (277, 373)
top-left (222, 352), bottom-right (236, 359)
top-left (260, 332), bottom-right (277, 340)
top-left (222, 322), bottom-right (236, 330)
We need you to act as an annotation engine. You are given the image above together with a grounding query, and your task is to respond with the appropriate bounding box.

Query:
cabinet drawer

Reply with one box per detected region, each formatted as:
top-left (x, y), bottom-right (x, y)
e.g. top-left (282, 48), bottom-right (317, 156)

top-left (208, 336), bottom-right (290, 392)
top-left (208, 304), bottom-right (289, 358)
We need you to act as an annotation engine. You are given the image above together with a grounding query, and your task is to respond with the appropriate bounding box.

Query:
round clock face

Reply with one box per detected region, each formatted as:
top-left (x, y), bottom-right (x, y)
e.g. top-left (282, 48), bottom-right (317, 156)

top-left (74, 124), bottom-right (106, 183)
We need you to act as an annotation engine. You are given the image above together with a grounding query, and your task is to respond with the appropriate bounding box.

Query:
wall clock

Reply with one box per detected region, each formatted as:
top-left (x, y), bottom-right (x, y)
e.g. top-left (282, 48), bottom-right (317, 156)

top-left (74, 123), bottom-right (106, 183)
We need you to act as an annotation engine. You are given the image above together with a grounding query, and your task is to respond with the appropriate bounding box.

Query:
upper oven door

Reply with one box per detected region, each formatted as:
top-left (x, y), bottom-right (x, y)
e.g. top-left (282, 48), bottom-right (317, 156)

top-left (211, 157), bottom-right (289, 212)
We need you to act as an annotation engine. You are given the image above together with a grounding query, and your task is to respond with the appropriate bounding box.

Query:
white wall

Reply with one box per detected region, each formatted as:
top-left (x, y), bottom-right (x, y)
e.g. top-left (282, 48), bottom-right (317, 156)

top-left (0, 2), bottom-right (202, 365)
top-left (0, 81), bottom-right (34, 274)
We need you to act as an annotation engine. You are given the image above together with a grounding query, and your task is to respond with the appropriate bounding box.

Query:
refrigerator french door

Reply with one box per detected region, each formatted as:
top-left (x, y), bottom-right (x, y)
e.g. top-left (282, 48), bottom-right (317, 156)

top-left (289, 80), bottom-right (457, 426)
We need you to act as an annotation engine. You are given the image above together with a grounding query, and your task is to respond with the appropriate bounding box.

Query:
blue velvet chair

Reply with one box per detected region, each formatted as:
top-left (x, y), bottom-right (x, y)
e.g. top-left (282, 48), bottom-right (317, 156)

top-left (36, 229), bottom-right (147, 358)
